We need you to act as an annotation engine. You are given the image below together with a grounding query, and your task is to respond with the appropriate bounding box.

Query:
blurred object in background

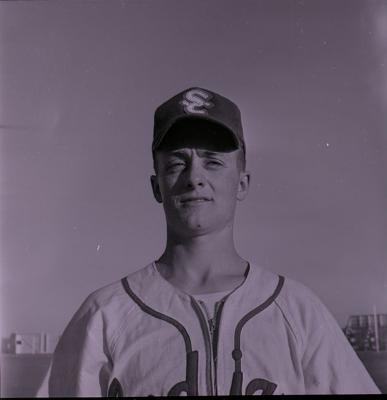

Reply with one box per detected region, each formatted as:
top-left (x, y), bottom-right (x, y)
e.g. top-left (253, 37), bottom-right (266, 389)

top-left (343, 314), bottom-right (387, 392)
top-left (12, 333), bottom-right (44, 354)
top-left (343, 314), bottom-right (387, 351)
top-left (1, 333), bottom-right (60, 354)
top-left (0, 333), bottom-right (58, 397)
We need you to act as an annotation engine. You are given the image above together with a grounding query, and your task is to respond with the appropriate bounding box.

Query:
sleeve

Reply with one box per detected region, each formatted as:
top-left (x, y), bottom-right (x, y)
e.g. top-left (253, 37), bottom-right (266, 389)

top-left (48, 294), bottom-right (112, 397)
top-left (301, 295), bottom-right (380, 394)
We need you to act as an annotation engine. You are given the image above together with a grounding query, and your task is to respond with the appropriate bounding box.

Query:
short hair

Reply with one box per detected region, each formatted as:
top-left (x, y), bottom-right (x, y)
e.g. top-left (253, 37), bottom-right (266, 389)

top-left (236, 147), bottom-right (247, 172)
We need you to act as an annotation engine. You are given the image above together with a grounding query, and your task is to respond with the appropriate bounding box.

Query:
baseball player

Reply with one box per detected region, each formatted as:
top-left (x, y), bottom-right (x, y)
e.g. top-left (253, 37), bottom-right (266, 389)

top-left (47, 87), bottom-right (380, 396)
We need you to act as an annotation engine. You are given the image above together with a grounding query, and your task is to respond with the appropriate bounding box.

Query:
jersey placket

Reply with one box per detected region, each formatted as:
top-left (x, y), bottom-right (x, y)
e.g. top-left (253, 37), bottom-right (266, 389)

top-left (190, 297), bottom-right (225, 396)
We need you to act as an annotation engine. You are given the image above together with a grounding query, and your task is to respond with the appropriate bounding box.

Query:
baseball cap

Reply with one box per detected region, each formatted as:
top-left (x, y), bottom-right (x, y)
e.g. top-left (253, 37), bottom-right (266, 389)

top-left (152, 87), bottom-right (245, 153)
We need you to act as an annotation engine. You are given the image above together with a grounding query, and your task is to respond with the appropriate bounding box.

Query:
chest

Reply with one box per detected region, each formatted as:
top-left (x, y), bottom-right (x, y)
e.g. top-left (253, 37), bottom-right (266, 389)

top-left (108, 305), bottom-right (303, 396)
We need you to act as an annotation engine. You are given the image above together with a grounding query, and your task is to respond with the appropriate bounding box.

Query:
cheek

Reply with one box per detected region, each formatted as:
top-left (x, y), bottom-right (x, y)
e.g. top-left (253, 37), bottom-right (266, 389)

top-left (158, 175), bottom-right (176, 196)
top-left (158, 177), bottom-right (180, 209)
top-left (215, 176), bottom-right (240, 204)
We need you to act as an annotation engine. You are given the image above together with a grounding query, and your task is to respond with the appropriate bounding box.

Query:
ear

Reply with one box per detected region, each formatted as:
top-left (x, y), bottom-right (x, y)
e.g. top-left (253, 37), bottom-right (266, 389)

top-left (150, 175), bottom-right (163, 203)
top-left (236, 170), bottom-right (250, 201)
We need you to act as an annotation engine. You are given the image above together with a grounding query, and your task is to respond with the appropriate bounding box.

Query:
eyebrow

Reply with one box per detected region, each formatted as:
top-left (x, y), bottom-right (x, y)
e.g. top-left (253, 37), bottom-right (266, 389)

top-left (166, 150), bottom-right (186, 157)
top-left (200, 150), bottom-right (225, 157)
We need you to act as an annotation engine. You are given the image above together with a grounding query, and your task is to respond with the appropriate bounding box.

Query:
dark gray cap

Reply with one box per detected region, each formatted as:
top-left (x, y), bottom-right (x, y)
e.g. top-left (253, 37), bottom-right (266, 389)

top-left (152, 87), bottom-right (245, 153)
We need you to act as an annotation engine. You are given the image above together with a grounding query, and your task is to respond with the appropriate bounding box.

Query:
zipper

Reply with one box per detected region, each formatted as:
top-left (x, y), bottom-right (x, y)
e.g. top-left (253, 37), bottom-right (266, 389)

top-left (190, 298), bottom-right (214, 396)
top-left (212, 299), bottom-right (225, 395)
top-left (190, 297), bottom-right (226, 396)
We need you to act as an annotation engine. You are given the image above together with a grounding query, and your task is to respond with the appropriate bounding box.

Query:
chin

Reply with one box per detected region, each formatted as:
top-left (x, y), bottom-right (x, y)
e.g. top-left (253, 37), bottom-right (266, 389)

top-left (182, 221), bottom-right (211, 235)
top-left (181, 227), bottom-right (214, 239)
top-left (167, 218), bottom-right (210, 237)
top-left (178, 218), bottom-right (228, 238)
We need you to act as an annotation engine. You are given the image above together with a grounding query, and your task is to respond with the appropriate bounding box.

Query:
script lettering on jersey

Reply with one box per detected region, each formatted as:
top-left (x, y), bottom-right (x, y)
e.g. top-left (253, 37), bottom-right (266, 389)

top-left (245, 378), bottom-right (278, 395)
top-left (230, 370), bottom-right (278, 396)
top-left (107, 369), bottom-right (278, 396)
top-left (167, 350), bottom-right (198, 396)
top-left (107, 378), bottom-right (123, 397)
top-left (168, 374), bottom-right (277, 396)
top-left (180, 88), bottom-right (214, 115)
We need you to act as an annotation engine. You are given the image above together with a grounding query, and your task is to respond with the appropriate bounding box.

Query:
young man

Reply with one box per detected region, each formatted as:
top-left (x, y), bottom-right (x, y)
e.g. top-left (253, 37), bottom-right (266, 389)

top-left (48, 87), bottom-right (380, 396)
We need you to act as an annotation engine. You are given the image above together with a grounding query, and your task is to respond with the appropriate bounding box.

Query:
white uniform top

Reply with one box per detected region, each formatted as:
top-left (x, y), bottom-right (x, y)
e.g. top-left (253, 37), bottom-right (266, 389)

top-left (47, 262), bottom-right (380, 396)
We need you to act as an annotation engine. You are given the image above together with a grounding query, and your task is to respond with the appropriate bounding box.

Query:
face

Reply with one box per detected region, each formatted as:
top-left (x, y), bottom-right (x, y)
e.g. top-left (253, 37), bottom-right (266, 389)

top-left (151, 145), bottom-right (250, 238)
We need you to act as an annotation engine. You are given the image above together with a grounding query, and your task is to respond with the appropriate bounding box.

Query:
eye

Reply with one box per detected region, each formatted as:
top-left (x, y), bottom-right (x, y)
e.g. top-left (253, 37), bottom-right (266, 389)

top-left (166, 162), bottom-right (186, 172)
top-left (206, 159), bottom-right (223, 167)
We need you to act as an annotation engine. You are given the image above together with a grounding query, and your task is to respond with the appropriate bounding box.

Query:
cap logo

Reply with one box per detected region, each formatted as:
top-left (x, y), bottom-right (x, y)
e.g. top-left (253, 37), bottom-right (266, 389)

top-left (179, 89), bottom-right (214, 115)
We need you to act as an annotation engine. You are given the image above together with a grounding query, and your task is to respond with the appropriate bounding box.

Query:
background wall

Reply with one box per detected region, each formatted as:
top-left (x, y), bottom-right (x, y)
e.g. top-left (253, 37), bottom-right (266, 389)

top-left (1, 0), bottom-right (386, 339)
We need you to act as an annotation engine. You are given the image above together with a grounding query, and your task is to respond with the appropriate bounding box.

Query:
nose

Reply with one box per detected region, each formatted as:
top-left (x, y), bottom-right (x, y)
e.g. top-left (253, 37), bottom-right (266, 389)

top-left (185, 162), bottom-right (206, 190)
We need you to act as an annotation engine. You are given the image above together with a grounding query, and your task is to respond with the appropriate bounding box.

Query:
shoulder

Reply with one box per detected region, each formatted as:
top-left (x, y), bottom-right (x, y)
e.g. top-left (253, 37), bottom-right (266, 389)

top-left (275, 274), bottom-right (341, 346)
top-left (53, 263), bottom-right (156, 363)
top-left (248, 264), bottom-right (338, 340)
top-left (247, 264), bottom-right (321, 310)
top-left (79, 279), bottom-right (132, 318)
top-left (278, 275), bottom-right (325, 311)
top-left (63, 263), bottom-right (156, 335)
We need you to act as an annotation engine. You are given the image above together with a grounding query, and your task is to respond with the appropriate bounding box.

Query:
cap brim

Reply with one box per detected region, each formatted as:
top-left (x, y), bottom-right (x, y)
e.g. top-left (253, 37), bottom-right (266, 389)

top-left (152, 115), bottom-right (240, 152)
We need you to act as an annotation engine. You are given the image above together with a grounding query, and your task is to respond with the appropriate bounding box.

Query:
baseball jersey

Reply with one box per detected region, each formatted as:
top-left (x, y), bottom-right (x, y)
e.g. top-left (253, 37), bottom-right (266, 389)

top-left (47, 262), bottom-right (380, 396)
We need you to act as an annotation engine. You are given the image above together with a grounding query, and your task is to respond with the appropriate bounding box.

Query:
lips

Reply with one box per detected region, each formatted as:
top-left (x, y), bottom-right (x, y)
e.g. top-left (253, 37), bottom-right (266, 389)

top-left (180, 196), bottom-right (211, 204)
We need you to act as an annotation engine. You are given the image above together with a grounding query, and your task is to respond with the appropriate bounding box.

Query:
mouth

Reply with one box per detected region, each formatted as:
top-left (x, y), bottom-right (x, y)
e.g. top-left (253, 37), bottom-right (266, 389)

top-left (180, 197), bottom-right (212, 205)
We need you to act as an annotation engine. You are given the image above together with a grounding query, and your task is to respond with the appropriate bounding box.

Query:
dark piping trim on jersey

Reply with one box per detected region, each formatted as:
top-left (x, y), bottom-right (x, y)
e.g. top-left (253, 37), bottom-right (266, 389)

top-left (121, 277), bottom-right (198, 396)
top-left (233, 275), bottom-right (284, 369)
top-left (121, 277), bottom-right (193, 353)
top-left (230, 275), bottom-right (285, 395)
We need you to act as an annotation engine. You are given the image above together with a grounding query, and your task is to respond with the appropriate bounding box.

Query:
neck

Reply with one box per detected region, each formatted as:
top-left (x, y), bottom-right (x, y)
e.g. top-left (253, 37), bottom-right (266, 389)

top-left (156, 226), bottom-right (247, 294)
